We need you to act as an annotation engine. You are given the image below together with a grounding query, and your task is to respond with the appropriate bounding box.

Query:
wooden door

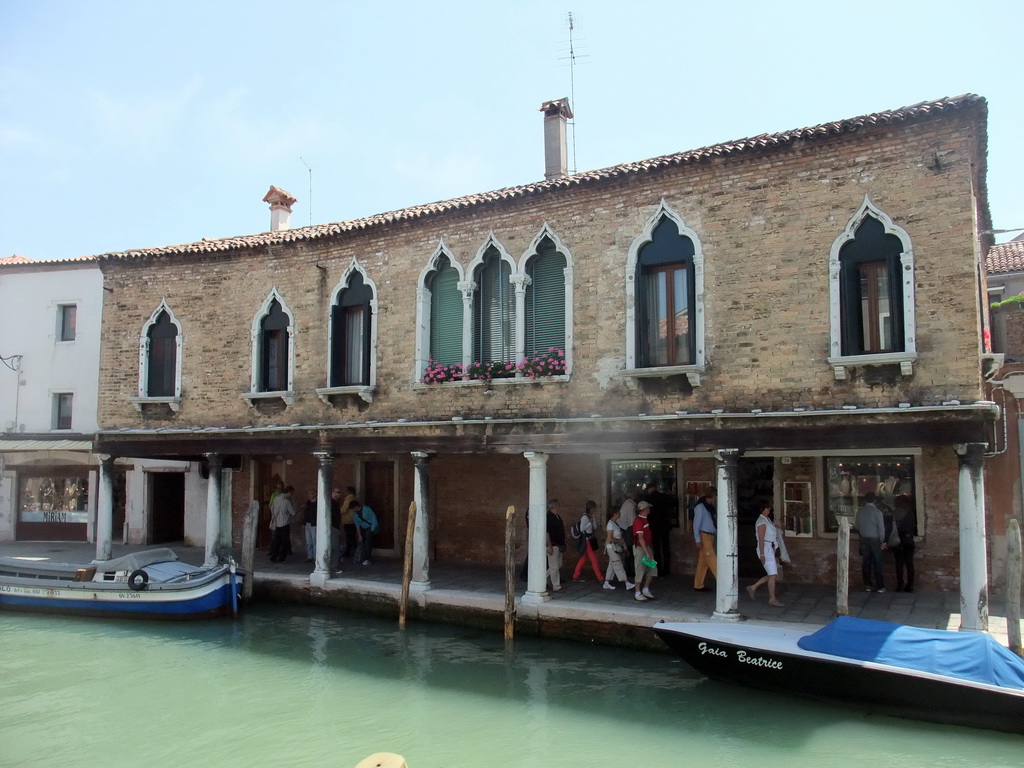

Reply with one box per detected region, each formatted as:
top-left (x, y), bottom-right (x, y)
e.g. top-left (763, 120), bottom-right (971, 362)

top-left (364, 460), bottom-right (395, 553)
top-left (150, 472), bottom-right (185, 543)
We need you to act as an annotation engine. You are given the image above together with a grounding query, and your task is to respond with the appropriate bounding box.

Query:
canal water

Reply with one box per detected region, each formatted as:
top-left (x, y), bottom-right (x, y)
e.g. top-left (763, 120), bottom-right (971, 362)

top-left (1, 605), bottom-right (1020, 767)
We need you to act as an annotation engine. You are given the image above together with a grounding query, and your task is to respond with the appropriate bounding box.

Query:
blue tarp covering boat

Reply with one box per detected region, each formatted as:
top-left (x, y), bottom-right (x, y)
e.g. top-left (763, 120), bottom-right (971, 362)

top-left (797, 616), bottom-right (1024, 690)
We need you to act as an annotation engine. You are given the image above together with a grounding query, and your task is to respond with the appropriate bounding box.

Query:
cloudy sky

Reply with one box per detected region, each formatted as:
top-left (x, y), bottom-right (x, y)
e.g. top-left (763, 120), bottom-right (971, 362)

top-left (2, 0), bottom-right (1021, 261)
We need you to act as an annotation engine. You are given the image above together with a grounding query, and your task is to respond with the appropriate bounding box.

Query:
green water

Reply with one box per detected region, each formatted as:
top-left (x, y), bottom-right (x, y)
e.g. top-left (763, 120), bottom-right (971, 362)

top-left (1, 605), bottom-right (1020, 767)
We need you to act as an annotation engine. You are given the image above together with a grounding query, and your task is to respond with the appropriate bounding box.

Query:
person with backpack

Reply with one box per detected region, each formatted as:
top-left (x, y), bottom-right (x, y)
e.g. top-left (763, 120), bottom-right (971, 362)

top-left (353, 501), bottom-right (379, 565)
top-left (602, 507), bottom-right (634, 591)
top-left (571, 500), bottom-right (603, 583)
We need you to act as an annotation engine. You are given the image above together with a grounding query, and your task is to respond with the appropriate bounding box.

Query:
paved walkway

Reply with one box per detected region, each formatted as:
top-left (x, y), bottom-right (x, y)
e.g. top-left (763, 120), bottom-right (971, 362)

top-left (2, 540), bottom-right (1020, 646)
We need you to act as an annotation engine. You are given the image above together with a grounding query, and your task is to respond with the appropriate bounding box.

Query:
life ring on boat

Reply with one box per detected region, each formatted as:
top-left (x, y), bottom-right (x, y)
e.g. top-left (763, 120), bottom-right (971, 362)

top-left (128, 569), bottom-right (150, 590)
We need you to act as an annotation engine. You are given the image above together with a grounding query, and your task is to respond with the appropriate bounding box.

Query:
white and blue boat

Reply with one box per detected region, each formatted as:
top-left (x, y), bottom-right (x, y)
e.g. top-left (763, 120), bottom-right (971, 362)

top-left (0, 547), bottom-right (243, 620)
top-left (654, 616), bottom-right (1024, 734)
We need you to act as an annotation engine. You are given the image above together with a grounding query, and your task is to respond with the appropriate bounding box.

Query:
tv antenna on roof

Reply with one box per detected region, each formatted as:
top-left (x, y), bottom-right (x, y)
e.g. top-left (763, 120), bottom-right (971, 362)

top-left (299, 157), bottom-right (312, 227)
top-left (559, 11), bottom-right (588, 173)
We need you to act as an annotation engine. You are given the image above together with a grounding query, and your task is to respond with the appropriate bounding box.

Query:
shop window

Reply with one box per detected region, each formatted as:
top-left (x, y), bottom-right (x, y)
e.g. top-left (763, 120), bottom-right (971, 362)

top-left (17, 471), bottom-right (89, 541)
top-left (825, 455), bottom-right (916, 534)
top-left (608, 458), bottom-right (679, 525)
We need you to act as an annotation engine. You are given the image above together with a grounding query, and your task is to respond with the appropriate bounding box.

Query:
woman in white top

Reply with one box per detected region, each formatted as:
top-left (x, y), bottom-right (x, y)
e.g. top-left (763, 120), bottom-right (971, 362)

top-left (602, 507), bottom-right (635, 591)
top-left (746, 505), bottom-right (784, 607)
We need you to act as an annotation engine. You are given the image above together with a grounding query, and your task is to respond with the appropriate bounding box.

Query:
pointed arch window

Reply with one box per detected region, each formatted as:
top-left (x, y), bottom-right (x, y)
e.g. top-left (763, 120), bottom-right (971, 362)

top-left (244, 290), bottom-right (295, 405)
top-left (524, 236), bottom-right (567, 357)
top-left (261, 299), bottom-right (289, 392)
top-left (330, 272), bottom-right (372, 387)
top-left (429, 254), bottom-right (464, 367)
top-left (473, 246), bottom-right (514, 364)
top-left (624, 203), bottom-right (705, 386)
top-left (828, 197), bottom-right (916, 379)
top-left (147, 310), bottom-right (179, 396)
top-left (131, 301), bottom-right (183, 412)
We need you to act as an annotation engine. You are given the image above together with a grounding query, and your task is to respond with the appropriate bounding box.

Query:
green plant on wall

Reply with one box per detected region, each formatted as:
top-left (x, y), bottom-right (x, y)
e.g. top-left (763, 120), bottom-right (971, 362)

top-left (991, 293), bottom-right (1024, 311)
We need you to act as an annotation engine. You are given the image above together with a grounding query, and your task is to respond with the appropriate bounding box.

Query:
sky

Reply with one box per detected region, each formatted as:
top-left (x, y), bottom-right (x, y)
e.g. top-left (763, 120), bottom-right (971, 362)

top-left (1, 0), bottom-right (1022, 262)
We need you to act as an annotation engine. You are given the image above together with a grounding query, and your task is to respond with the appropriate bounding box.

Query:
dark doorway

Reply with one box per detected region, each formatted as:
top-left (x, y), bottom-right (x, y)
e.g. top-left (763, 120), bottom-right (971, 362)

top-left (737, 458), bottom-right (774, 578)
top-left (150, 472), bottom-right (185, 543)
top-left (364, 461), bottom-right (395, 552)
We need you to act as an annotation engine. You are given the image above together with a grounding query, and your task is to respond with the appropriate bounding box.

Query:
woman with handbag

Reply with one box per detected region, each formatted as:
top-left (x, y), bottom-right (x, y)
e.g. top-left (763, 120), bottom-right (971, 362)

top-left (572, 500), bottom-right (604, 583)
top-left (746, 505), bottom-right (784, 607)
top-left (602, 506), bottom-right (634, 591)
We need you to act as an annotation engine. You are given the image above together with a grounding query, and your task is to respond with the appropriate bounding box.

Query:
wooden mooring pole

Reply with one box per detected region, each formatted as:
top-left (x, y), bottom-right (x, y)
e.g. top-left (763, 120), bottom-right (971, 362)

top-left (836, 516), bottom-right (851, 616)
top-left (1007, 518), bottom-right (1022, 657)
top-left (399, 501), bottom-right (417, 629)
top-left (240, 500), bottom-right (259, 602)
top-left (503, 505), bottom-right (516, 641)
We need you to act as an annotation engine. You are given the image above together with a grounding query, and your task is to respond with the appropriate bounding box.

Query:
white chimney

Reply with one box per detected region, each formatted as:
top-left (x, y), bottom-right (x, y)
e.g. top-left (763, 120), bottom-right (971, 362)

top-left (539, 98), bottom-right (573, 180)
top-left (263, 186), bottom-right (297, 232)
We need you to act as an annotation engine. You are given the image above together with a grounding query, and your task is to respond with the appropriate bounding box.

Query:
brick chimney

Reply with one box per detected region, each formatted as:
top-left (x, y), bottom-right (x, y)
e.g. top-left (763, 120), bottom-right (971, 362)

top-left (539, 98), bottom-right (573, 180)
top-left (263, 186), bottom-right (297, 232)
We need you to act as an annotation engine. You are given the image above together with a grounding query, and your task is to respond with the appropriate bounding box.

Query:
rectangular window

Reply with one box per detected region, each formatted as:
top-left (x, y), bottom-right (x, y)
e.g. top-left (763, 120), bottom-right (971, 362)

top-left (783, 481), bottom-right (813, 536)
top-left (58, 304), bottom-right (77, 342)
top-left (54, 393), bottom-right (73, 430)
top-left (857, 261), bottom-right (892, 354)
top-left (825, 455), bottom-right (915, 534)
top-left (643, 265), bottom-right (690, 366)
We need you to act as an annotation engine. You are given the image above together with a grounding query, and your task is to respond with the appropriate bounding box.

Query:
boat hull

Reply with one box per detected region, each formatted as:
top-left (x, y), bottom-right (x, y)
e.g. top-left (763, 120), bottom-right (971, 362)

top-left (654, 622), bottom-right (1024, 734)
top-left (0, 567), bottom-right (242, 620)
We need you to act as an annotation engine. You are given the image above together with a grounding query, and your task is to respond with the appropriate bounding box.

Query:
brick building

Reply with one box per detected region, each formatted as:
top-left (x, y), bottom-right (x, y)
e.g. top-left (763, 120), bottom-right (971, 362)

top-left (92, 94), bottom-right (999, 623)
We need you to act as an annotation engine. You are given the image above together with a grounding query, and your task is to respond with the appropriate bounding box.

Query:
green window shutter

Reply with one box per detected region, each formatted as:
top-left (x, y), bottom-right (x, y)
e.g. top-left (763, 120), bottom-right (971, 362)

top-left (525, 244), bottom-right (566, 356)
top-left (430, 260), bottom-right (463, 366)
top-left (473, 249), bottom-right (513, 364)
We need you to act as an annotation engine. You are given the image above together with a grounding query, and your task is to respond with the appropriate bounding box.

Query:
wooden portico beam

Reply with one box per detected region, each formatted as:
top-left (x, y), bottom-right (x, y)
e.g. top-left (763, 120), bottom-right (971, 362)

top-left (94, 416), bottom-right (990, 459)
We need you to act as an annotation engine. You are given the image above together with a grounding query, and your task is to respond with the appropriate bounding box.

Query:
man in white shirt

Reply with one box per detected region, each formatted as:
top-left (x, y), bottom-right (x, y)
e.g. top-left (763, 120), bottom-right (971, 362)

top-left (269, 485), bottom-right (296, 563)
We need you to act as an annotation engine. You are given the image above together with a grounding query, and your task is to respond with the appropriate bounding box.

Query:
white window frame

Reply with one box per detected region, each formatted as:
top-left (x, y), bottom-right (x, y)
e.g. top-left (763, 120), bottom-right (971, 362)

top-left (317, 257), bottom-right (378, 404)
top-left (623, 199), bottom-right (706, 387)
top-left (828, 195), bottom-right (917, 380)
top-left (243, 287), bottom-right (296, 406)
top-left (131, 299), bottom-right (183, 412)
top-left (517, 223), bottom-right (574, 376)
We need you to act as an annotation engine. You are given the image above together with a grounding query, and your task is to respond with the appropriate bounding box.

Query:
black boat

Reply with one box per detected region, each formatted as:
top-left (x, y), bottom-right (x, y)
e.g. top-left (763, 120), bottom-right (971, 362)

top-left (654, 616), bottom-right (1024, 734)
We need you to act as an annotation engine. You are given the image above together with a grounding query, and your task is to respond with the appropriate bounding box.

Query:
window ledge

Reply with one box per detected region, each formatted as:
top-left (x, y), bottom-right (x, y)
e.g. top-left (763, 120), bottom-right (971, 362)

top-left (129, 396), bottom-right (182, 413)
top-left (412, 374), bottom-right (570, 390)
top-left (621, 365), bottom-right (703, 387)
top-left (827, 352), bottom-right (916, 380)
top-left (315, 385), bottom-right (375, 404)
top-left (241, 390), bottom-right (295, 407)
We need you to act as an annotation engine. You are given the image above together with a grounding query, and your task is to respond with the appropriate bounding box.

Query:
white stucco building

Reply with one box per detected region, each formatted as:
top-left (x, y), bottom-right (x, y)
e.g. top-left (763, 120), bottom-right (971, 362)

top-left (0, 255), bottom-right (209, 548)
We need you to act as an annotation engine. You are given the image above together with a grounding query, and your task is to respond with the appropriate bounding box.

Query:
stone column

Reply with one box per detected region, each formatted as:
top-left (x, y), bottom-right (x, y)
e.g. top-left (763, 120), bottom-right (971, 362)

top-left (203, 453), bottom-right (223, 566)
top-left (956, 442), bottom-right (989, 632)
top-left (521, 451), bottom-right (551, 605)
top-left (512, 274), bottom-right (530, 367)
top-left (713, 448), bottom-right (742, 621)
top-left (411, 452), bottom-right (432, 588)
top-left (95, 454), bottom-right (115, 561)
top-left (310, 451), bottom-right (333, 588)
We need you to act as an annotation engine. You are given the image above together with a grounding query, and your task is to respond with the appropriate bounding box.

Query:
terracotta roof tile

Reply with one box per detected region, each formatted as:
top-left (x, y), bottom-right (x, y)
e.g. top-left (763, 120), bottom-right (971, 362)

top-left (987, 239), bottom-right (1024, 275)
top-left (0, 254), bottom-right (36, 265)
top-left (97, 94), bottom-right (986, 262)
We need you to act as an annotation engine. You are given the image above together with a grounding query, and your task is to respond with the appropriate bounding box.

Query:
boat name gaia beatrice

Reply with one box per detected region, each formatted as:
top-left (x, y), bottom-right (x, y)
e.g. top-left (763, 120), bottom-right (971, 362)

top-left (698, 642), bottom-right (784, 670)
